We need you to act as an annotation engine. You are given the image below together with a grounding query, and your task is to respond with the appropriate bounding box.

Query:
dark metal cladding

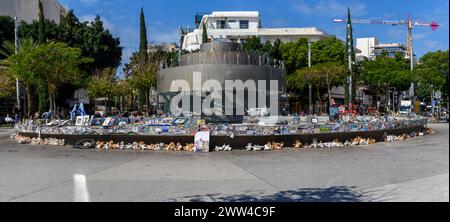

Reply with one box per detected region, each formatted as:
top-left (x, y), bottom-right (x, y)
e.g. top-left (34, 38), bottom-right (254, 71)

top-left (157, 41), bottom-right (287, 114)
top-left (200, 41), bottom-right (242, 52)
top-left (18, 125), bottom-right (426, 151)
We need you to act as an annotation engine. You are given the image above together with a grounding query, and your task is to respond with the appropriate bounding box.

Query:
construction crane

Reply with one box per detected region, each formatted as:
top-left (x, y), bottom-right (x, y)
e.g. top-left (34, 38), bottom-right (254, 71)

top-left (333, 16), bottom-right (439, 64)
top-left (333, 15), bottom-right (439, 106)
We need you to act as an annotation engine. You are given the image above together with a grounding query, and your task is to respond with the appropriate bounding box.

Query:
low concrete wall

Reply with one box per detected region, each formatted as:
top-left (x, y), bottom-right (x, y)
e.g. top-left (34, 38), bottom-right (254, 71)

top-left (18, 125), bottom-right (425, 150)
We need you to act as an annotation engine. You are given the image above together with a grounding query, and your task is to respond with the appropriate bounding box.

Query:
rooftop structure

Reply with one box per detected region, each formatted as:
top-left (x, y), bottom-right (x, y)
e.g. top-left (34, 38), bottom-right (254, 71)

top-left (373, 43), bottom-right (408, 58)
top-left (147, 43), bottom-right (179, 53)
top-left (356, 37), bottom-right (410, 60)
top-left (0, 0), bottom-right (68, 24)
top-left (181, 11), bottom-right (329, 51)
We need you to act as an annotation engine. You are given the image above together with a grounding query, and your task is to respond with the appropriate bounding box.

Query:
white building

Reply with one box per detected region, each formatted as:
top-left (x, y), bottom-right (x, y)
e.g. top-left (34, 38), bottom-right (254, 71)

top-left (356, 37), bottom-right (409, 60)
top-left (182, 11), bottom-right (329, 51)
top-left (0, 0), bottom-right (67, 24)
top-left (356, 37), bottom-right (379, 60)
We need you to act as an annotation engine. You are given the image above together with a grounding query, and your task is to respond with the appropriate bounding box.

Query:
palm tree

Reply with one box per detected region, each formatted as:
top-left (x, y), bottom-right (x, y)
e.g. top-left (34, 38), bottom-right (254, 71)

top-left (0, 39), bottom-right (39, 116)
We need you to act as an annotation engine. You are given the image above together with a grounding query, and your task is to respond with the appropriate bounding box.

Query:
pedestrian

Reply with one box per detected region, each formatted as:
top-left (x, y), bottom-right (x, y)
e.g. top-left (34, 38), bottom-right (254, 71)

top-left (5, 114), bottom-right (14, 126)
top-left (14, 110), bottom-right (21, 124)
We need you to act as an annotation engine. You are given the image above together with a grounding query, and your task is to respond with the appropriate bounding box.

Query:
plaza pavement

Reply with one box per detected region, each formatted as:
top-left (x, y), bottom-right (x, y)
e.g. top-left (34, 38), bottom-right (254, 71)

top-left (0, 124), bottom-right (448, 202)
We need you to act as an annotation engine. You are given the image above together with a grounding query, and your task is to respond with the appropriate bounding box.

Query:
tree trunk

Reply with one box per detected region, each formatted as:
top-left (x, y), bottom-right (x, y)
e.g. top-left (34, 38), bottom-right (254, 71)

top-left (48, 92), bottom-right (52, 113)
top-left (26, 84), bottom-right (37, 117)
top-left (375, 86), bottom-right (379, 112)
top-left (328, 86), bottom-right (332, 109)
top-left (52, 93), bottom-right (56, 118)
top-left (107, 96), bottom-right (111, 115)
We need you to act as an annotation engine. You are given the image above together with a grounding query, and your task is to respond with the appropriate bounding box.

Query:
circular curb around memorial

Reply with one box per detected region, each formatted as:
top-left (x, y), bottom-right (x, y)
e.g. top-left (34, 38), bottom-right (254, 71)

top-left (17, 125), bottom-right (426, 151)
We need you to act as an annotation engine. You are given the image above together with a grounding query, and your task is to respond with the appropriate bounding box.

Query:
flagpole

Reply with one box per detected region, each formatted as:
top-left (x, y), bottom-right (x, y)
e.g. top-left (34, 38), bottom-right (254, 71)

top-left (308, 42), bottom-right (313, 114)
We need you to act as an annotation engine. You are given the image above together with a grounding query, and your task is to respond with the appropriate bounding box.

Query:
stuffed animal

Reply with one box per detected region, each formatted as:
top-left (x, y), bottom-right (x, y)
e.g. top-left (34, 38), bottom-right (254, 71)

top-left (293, 140), bottom-right (302, 149)
top-left (264, 143), bottom-right (272, 151)
top-left (183, 143), bottom-right (195, 152)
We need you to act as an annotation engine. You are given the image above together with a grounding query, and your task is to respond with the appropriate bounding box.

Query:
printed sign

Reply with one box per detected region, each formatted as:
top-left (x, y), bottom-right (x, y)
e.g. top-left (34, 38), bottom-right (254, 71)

top-left (102, 117), bottom-right (112, 127)
top-left (83, 115), bottom-right (91, 126)
top-left (194, 131), bottom-right (210, 153)
top-left (75, 116), bottom-right (84, 126)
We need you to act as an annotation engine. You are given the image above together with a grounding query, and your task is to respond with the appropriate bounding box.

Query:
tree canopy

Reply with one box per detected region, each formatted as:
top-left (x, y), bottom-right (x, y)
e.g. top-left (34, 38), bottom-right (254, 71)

top-left (0, 16), bottom-right (14, 60)
top-left (18, 11), bottom-right (122, 73)
top-left (243, 36), bottom-right (346, 74)
top-left (7, 41), bottom-right (91, 112)
top-left (360, 54), bottom-right (411, 94)
top-left (414, 50), bottom-right (449, 103)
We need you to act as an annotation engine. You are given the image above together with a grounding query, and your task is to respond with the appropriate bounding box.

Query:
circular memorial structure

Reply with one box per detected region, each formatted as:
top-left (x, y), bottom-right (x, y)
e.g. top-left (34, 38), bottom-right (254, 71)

top-left (157, 40), bottom-right (286, 115)
top-left (15, 116), bottom-right (428, 151)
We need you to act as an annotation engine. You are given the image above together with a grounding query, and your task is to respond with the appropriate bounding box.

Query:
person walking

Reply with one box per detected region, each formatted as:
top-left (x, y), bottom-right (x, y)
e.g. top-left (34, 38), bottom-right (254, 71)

top-left (14, 111), bottom-right (21, 124)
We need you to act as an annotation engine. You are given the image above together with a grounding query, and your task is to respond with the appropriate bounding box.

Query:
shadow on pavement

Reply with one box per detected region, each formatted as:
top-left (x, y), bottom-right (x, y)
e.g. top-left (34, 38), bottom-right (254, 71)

top-left (177, 186), bottom-right (364, 202)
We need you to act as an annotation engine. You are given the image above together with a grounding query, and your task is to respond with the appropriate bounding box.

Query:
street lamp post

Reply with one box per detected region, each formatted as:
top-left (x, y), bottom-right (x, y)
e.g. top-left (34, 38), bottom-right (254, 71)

top-left (431, 85), bottom-right (435, 118)
top-left (308, 42), bottom-right (313, 115)
top-left (14, 17), bottom-right (21, 113)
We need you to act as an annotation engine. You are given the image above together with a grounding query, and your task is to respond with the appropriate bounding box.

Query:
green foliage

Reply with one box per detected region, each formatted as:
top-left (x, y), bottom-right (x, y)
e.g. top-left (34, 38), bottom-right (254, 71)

top-left (19, 11), bottom-right (122, 73)
top-left (139, 7), bottom-right (148, 59)
top-left (311, 36), bottom-right (345, 65)
top-left (243, 37), bottom-right (282, 63)
top-left (37, 80), bottom-right (47, 111)
top-left (124, 50), bottom-right (162, 112)
top-left (2, 39), bottom-right (39, 85)
top-left (87, 68), bottom-right (129, 113)
top-left (289, 62), bottom-right (346, 103)
top-left (415, 50), bottom-right (449, 103)
top-left (243, 36), bottom-right (345, 75)
top-left (280, 38), bottom-right (309, 74)
top-left (202, 22), bottom-right (208, 44)
top-left (87, 68), bottom-right (118, 99)
top-left (0, 16), bottom-right (14, 60)
top-left (7, 41), bottom-right (91, 111)
top-left (0, 67), bottom-right (15, 99)
top-left (243, 36), bottom-right (263, 52)
top-left (38, 0), bottom-right (45, 43)
top-left (360, 54), bottom-right (411, 93)
top-left (127, 61), bottom-right (158, 91)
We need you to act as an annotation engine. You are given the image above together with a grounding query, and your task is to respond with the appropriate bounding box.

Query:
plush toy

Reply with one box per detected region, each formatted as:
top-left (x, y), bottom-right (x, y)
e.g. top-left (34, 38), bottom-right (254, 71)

top-left (293, 140), bottom-right (303, 149)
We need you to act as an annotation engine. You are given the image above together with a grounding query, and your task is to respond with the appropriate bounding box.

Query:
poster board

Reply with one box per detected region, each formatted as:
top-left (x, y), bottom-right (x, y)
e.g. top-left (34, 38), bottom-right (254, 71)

top-left (83, 115), bottom-right (91, 126)
top-left (75, 116), bottom-right (84, 126)
top-left (194, 131), bottom-right (210, 153)
top-left (102, 117), bottom-right (112, 127)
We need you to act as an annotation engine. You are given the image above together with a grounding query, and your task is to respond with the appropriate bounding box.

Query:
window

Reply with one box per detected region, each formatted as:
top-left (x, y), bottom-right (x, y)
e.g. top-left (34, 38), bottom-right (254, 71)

top-left (240, 20), bottom-right (249, 29)
top-left (217, 20), bottom-right (226, 29)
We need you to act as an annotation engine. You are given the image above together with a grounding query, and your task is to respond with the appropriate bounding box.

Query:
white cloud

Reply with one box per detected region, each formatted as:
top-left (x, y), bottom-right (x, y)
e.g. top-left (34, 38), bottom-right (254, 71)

top-left (291, 0), bottom-right (367, 17)
top-left (79, 14), bottom-right (114, 31)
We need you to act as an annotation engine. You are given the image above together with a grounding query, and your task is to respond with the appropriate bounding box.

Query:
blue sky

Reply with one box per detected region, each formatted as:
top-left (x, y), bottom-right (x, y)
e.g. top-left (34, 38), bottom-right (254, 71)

top-left (59, 0), bottom-right (449, 75)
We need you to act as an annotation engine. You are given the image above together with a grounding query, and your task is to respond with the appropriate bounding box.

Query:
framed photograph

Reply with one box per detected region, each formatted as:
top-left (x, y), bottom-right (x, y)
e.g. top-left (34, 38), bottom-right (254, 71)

top-left (162, 118), bottom-right (173, 124)
top-left (102, 117), bottom-right (112, 127)
top-left (172, 117), bottom-right (188, 125)
top-left (83, 115), bottom-right (91, 126)
top-left (194, 131), bottom-right (210, 153)
top-left (75, 116), bottom-right (84, 126)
